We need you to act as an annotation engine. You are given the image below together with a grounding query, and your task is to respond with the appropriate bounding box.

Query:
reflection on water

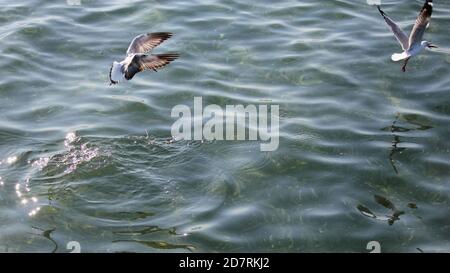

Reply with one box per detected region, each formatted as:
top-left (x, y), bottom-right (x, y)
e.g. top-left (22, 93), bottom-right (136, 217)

top-left (112, 225), bottom-right (194, 251)
top-left (5, 156), bottom-right (18, 165)
top-left (387, 114), bottom-right (404, 174)
top-left (112, 239), bottom-right (195, 252)
top-left (382, 113), bottom-right (434, 174)
top-left (114, 226), bottom-right (180, 236)
top-left (30, 227), bottom-right (58, 253)
top-left (14, 178), bottom-right (41, 217)
top-left (357, 195), bottom-right (420, 226)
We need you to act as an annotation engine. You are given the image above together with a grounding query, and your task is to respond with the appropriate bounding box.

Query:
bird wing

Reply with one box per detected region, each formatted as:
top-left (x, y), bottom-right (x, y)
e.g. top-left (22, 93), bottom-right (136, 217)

top-left (126, 32), bottom-right (173, 55)
top-left (408, 0), bottom-right (433, 49)
top-left (377, 6), bottom-right (409, 50)
top-left (124, 53), bottom-right (179, 80)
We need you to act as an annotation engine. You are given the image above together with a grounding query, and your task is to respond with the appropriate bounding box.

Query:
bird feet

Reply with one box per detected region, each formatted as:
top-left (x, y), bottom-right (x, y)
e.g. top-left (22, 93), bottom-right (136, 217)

top-left (401, 58), bottom-right (410, 73)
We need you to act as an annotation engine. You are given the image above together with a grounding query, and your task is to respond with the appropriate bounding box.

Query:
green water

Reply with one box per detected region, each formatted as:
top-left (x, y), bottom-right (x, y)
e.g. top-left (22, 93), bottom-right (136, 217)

top-left (0, 0), bottom-right (449, 253)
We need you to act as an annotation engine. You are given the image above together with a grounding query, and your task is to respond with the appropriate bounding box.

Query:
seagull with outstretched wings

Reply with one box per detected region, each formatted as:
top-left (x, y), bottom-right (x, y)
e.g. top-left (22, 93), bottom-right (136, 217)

top-left (377, 0), bottom-right (437, 72)
top-left (109, 32), bottom-right (179, 85)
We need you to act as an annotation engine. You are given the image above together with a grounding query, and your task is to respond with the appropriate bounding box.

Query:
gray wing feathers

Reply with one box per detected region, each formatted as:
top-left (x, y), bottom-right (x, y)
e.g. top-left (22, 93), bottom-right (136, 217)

top-left (126, 32), bottom-right (173, 55)
top-left (408, 0), bottom-right (433, 48)
top-left (124, 53), bottom-right (179, 80)
top-left (139, 54), bottom-right (179, 72)
top-left (377, 6), bottom-right (409, 50)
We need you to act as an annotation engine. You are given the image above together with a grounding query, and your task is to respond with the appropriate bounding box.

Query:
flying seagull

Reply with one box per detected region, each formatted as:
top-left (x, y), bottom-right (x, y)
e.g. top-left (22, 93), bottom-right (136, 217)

top-left (377, 0), bottom-right (437, 72)
top-left (109, 32), bottom-right (179, 85)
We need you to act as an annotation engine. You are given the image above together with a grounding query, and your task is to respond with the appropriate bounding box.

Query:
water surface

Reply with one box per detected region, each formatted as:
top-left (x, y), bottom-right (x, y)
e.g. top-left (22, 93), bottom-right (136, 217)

top-left (0, 0), bottom-right (449, 252)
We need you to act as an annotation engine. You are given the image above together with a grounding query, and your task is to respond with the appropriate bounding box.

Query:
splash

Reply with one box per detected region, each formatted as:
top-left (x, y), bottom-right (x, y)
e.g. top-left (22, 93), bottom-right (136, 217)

top-left (31, 157), bottom-right (50, 170)
top-left (59, 131), bottom-right (101, 174)
top-left (28, 132), bottom-right (102, 174)
top-left (64, 132), bottom-right (78, 148)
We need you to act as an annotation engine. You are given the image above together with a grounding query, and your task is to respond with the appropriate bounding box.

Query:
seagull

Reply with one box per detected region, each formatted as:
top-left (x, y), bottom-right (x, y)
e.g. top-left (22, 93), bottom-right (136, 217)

top-left (377, 0), bottom-right (437, 72)
top-left (109, 32), bottom-right (179, 85)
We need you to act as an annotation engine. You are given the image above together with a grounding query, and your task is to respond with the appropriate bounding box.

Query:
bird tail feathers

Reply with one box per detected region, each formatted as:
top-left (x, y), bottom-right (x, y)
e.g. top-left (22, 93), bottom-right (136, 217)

top-left (391, 52), bottom-right (410, 62)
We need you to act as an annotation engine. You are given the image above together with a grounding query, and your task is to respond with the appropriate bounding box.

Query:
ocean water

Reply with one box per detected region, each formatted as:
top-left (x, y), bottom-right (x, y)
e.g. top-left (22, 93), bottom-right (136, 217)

top-left (0, 0), bottom-right (449, 253)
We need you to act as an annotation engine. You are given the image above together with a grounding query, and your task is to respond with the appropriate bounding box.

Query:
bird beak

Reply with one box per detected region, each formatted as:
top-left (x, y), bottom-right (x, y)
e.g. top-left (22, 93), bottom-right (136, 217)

top-left (428, 43), bottom-right (438, 48)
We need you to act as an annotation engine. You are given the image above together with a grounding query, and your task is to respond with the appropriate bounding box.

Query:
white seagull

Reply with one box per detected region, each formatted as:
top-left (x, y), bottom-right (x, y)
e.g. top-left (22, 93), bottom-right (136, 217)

top-left (109, 32), bottom-right (179, 85)
top-left (377, 0), bottom-right (437, 72)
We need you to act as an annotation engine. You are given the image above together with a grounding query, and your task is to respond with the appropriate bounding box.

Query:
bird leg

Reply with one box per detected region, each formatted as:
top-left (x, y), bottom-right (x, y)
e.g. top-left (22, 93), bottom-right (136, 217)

top-left (401, 58), bottom-right (410, 73)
